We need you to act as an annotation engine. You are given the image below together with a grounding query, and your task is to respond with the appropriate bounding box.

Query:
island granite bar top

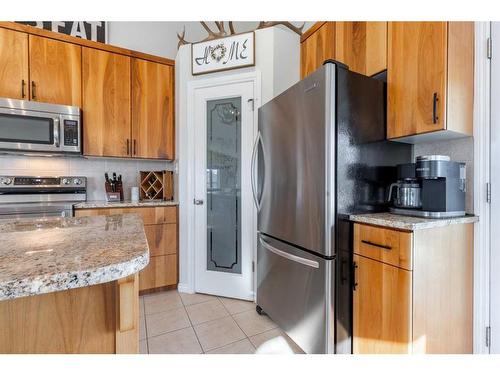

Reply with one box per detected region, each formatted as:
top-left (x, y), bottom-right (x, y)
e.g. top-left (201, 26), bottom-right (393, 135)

top-left (0, 214), bottom-right (149, 301)
top-left (349, 212), bottom-right (479, 231)
top-left (73, 200), bottom-right (178, 209)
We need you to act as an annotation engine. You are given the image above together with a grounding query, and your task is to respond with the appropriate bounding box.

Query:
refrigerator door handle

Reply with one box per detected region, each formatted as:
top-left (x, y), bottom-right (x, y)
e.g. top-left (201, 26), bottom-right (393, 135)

top-left (259, 236), bottom-right (319, 269)
top-left (251, 131), bottom-right (263, 211)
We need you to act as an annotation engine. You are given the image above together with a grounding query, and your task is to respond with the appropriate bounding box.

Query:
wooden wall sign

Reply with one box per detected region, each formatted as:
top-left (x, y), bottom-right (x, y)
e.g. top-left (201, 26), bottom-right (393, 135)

top-left (16, 21), bottom-right (106, 43)
top-left (191, 32), bottom-right (255, 75)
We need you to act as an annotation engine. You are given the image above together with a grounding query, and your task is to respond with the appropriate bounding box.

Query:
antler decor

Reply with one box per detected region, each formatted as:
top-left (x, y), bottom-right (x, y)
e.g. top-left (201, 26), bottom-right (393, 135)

top-left (177, 21), bottom-right (305, 49)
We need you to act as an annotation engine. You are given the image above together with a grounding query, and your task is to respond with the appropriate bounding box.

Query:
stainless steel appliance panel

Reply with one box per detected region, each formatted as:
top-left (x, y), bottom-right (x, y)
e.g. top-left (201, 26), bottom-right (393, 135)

top-left (258, 67), bottom-right (331, 255)
top-left (0, 98), bottom-right (81, 155)
top-left (256, 233), bottom-right (334, 354)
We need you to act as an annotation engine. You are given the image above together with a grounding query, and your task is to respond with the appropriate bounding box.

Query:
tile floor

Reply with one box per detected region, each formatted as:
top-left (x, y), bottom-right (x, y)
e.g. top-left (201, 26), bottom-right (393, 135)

top-left (139, 289), bottom-right (304, 354)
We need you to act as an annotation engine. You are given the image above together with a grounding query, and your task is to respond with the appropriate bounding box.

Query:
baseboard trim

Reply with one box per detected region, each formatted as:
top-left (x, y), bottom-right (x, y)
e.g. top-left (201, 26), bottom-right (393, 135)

top-left (177, 283), bottom-right (195, 294)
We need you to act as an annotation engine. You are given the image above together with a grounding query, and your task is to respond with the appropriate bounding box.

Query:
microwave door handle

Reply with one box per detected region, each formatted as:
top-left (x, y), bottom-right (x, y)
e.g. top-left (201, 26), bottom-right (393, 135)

top-left (53, 118), bottom-right (60, 148)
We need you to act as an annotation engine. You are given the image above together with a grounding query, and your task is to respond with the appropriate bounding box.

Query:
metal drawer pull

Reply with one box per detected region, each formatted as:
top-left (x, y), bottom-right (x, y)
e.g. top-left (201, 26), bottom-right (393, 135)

top-left (361, 240), bottom-right (392, 251)
top-left (259, 237), bottom-right (319, 268)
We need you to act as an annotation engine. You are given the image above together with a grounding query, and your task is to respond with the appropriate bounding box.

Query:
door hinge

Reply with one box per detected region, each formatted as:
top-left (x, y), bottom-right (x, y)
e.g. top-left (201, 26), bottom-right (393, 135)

top-left (486, 326), bottom-right (491, 347)
top-left (248, 98), bottom-right (255, 111)
top-left (487, 182), bottom-right (491, 203)
top-left (487, 37), bottom-right (492, 59)
top-left (252, 261), bottom-right (255, 273)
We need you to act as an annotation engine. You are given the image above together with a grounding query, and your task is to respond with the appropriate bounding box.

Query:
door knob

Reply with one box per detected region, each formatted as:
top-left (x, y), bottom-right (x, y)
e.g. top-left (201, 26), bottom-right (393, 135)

top-left (193, 199), bottom-right (204, 205)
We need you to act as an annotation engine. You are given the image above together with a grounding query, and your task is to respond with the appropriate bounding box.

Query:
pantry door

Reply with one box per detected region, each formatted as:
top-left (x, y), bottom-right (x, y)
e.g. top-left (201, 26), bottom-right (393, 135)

top-left (193, 79), bottom-right (256, 300)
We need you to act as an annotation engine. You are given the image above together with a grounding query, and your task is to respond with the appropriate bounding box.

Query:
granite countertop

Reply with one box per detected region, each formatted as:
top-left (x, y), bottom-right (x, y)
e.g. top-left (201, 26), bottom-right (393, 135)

top-left (0, 214), bottom-right (149, 301)
top-left (74, 200), bottom-right (179, 209)
top-left (349, 212), bottom-right (479, 231)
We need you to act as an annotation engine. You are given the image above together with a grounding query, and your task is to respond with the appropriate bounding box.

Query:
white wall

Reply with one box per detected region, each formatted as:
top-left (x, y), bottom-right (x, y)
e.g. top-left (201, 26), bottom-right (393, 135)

top-left (108, 21), bottom-right (309, 60)
top-left (176, 26), bottom-right (300, 293)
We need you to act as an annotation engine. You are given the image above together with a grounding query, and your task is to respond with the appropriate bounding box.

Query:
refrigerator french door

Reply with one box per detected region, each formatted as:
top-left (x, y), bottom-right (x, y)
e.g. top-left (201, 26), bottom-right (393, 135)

top-left (254, 61), bottom-right (412, 354)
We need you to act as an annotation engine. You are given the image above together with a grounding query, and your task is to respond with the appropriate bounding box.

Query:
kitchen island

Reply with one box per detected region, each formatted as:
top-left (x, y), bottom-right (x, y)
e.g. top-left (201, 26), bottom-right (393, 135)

top-left (0, 214), bottom-right (149, 354)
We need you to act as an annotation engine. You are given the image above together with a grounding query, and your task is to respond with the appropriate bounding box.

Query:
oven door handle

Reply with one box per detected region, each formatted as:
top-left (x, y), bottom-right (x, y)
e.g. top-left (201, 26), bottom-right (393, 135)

top-left (259, 236), bottom-right (319, 269)
top-left (54, 117), bottom-right (60, 148)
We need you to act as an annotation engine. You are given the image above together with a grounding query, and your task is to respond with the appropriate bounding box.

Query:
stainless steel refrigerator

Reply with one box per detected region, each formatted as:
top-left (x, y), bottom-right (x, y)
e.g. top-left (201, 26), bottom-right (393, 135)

top-left (252, 61), bottom-right (411, 354)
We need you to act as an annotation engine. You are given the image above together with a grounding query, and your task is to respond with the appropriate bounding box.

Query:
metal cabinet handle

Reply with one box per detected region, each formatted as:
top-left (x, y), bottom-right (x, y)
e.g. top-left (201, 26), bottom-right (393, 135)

top-left (126, 139), bottom-right (130, 155)
top-left (31, 81), bottom-right (36, 100)
top-left (21, 79), bottom-right (26, 98)
top-left (432, 92), bottom-right (439, 124)
top-left (361, 239), bottom-right (392, 251)
top-left (259, 236), bottom-right (319, 268)
top-left (133, 139), bottom-right (137, 155)
top-left (352, 262), bottom-right (358, 291)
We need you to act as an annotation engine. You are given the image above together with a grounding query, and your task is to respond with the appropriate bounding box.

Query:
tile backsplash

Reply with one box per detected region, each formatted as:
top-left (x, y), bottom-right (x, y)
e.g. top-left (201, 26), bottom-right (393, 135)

top-left (413, 137), bottom-right (474, 214)
top-left (0, 155), bottom-right (176, 201)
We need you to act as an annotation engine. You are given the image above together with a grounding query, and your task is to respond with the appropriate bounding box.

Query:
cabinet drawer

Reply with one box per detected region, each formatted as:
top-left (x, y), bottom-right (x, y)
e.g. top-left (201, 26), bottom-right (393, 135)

top-left (144, 223), bottom-right (177, 257)
top-left (354, 223), bottom-right (412, 270)
top-left (139, 254), bottom-right (177, 291)
top-left (75, 206), bottom-right (177, 225)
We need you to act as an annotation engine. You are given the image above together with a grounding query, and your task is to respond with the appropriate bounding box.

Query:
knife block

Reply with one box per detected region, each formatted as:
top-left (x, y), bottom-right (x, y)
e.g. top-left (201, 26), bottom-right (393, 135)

top-left (105, 181), bottom-right (124, 202)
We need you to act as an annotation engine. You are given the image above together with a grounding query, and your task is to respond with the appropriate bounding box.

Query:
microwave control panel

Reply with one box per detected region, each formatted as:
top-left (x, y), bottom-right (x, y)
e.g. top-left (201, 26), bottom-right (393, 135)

top-left (63, 119), bottom-right (79, 146)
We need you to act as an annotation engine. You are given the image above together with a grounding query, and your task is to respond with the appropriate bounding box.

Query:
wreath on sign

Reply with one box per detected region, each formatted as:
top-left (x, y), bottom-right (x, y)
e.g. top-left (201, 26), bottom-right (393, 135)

top-left (210, 43), bottom-right (227, 62)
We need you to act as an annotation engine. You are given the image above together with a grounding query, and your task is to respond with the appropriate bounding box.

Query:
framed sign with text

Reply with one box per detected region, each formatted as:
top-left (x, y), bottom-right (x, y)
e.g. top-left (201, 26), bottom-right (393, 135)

top-left (191, 32), bottom-right (255, 75)
top-left (16, 21), bottom-right (106, 43)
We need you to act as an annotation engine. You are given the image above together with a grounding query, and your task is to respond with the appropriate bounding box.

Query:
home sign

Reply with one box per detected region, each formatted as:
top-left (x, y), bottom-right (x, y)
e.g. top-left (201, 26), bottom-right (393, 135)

top-left (192, 32), bottom-right (255, 75)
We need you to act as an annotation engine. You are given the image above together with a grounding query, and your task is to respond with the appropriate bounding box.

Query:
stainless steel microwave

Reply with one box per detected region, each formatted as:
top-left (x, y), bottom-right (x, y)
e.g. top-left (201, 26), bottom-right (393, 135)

top-left (0, 98), bottom-right (81, 156)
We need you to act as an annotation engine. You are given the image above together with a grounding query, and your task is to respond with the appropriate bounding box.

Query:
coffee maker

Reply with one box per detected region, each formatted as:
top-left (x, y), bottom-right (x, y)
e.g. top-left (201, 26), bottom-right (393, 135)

top-left (389, 155), bottom-right (466, 218)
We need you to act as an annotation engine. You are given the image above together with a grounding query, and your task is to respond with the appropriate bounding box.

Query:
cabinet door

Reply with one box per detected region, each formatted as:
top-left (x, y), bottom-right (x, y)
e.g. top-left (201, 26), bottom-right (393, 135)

top-left (139, 254), bottom-right (177, 291)
top-left (300, 22), bottom-right (335, 79)
top-left (353, 255), bottom-right (412, 354)
top-left (82, 48), bottom-right (131, 157)
top-left (131, 59), bottom-right (174, 160)
top-left (0, 28), bottom-right (29, 99)
top-left (387, 22), bottom-right (447, 139)
top-left (335, 22), bottom-right (387, 76)
top-left (29, 35), bottom-right (82, 106)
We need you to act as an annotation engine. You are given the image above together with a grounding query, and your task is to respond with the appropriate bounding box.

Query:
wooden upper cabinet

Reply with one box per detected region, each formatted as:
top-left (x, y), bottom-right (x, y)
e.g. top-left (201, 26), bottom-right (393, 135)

top-left (82, 48), bottom-right (131, 157)
top-left (300, 22), bottom-right (335, 78)
top-left (131, 59), bottom-right (174, 160)
top-left (0, 28), bottom-right (29, 100)
top-left (387, 22), bottom-right (474, 139)
top-left (353, 254), bottom-right (412, 354)
top-left (335, 22), bottom-right (387, 76)
top-left (29, 35), bottom-right (82, 106)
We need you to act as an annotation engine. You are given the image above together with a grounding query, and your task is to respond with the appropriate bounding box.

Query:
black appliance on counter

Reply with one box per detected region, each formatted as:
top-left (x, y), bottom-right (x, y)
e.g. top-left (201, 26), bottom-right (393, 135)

top-left (389, 155), bottom-right (466, 218)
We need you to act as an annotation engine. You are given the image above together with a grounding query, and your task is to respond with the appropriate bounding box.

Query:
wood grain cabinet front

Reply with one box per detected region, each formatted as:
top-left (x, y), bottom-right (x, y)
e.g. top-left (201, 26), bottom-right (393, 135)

top-left (75, 206), bottom-right (178, 293)
top-left (131, 59), bottom-right (175, 160)
top-left (300, 22), bottom-right (335, 79)
top-left (82, 48), bottom-right (131, 158)
top-left (29, 35), bottom-right (82, 107)
top-left (387, 22), bottom-right (474, 140)
top-left (353, 223), bottom-right (473, 354)
top-left (0, 28), bottom-right (29, 100)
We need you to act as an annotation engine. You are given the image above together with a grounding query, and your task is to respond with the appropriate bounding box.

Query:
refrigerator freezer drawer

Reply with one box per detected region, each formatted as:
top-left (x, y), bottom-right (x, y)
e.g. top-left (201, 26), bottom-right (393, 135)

top-left (256, 233), bottom-right (334, 354)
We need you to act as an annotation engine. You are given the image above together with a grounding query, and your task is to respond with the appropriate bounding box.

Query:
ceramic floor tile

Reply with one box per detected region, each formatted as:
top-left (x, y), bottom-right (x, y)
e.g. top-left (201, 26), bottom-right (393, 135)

top-left (249, 328), bottom-right (304, 354)
top-left (139, 313), bottom-right (146, 340)
top-left (185, 299), bottom-right (229, 325)
top-left (193, 316), bottom-right (246, 352)
top-left (218, 297), bottom-right (256, 315)
top-left (139, 340), bottom-right (148, 354)
top-left (146, 306), bottom-right (191, 337)
top-left (148, 327), bottom-right (203, 354)
top-left (179, 292), bottom-right (218, 306)
top-left (144, 290), bottom-right (183, 315)
top-left (206, 338), bottom-right (256, 354)
top-left (232, 309), bottom-right (277, 337)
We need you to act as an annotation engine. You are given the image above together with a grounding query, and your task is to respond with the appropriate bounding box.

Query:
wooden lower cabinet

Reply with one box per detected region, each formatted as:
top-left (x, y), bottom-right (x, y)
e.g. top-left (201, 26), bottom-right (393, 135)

top-left (75, 206), bottom-right (178, 293)
top-left (353, 222), bottom-right (473, 354)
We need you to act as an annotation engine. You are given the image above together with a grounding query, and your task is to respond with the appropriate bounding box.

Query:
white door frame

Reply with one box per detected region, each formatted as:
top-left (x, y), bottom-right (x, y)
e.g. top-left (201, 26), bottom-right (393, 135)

top-left (179, 71), bottom-right (261, 299)
top-left (473, 21), bottom-right (492, 354)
